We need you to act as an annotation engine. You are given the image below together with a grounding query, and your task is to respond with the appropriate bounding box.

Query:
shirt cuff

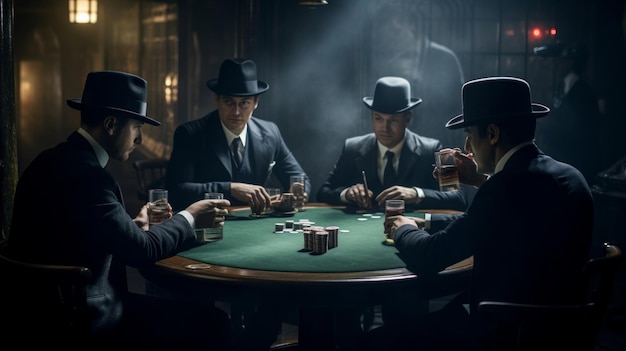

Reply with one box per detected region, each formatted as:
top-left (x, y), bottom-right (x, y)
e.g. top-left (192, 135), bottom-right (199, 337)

top-left (413, 187), bottom-right (425, 204)
top-left (424, 213), bottom-right (431, 230)
top-left (339, 188), bottom-right (350, 203)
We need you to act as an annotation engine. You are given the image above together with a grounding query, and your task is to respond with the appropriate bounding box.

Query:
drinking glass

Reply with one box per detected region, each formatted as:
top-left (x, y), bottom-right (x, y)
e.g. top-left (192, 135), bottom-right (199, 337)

top-left (196, 192), bottom-right (224, 242)
top-left (434, 150), bottom-right (461, 192)
top-left (265, 188), bottom-right (282, 213)
top-left (290, 174), bottom-right (306, 212)
top-left (383, 199), bottom-right (405, 245)
top-left (148, 189), bottom-right (169, 227)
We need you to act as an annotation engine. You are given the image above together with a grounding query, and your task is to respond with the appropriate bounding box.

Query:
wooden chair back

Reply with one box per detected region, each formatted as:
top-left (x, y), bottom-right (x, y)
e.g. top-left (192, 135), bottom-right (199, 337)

top-left (478, 243), bottom-right (623, 351)
top-left (132, 158), bottom-right (168, 202)
top-left (0, 240), bottom-right (93, 346)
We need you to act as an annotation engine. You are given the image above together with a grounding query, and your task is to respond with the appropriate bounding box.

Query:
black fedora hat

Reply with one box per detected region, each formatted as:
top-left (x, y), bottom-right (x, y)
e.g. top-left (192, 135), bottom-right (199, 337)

top-left (67, 71), bottom-right (160, 126)
top-left (445, 77), bottom-right (550, 130)
top-left (206, 58), bottom-right (269, 96)
top-left (363, 76), bottom-right (422, 114)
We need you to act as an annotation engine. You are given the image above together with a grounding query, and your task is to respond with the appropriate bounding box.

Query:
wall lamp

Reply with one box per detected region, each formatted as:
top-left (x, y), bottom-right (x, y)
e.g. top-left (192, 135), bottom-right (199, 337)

top-left (299, 0), bottom-right (328, 7)
top-left (69, 0), bottom-right (98, 23)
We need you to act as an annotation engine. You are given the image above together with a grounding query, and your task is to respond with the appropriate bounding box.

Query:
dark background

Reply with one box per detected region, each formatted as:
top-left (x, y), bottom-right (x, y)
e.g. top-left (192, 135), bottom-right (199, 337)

top-left (9, 0), bottom-right (626, 213)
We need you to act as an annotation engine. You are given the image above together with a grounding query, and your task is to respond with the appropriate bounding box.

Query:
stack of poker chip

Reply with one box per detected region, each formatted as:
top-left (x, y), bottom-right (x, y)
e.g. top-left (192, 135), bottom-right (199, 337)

top-left (303, 229), bottom-right (314, 251)
top-left (313, 230), bottom-right (329, 254)
top-left (325, 226), bottom-right (339, 249)
top-left (274, 219), bottom-right (314, 234)
top-left (304, 225), bottom-right (324, 252)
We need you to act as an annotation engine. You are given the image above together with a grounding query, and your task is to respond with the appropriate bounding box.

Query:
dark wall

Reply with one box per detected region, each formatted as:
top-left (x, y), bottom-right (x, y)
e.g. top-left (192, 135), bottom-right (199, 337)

top-left (8, 0), bottom-right (626, 212)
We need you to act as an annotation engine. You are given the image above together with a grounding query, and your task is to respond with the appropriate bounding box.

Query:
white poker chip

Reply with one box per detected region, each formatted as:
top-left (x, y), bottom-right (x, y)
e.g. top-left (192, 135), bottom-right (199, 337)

top-left (357, 218), bottom-right (368, 221)
top-left (340, 229), bottom-right (350, 233)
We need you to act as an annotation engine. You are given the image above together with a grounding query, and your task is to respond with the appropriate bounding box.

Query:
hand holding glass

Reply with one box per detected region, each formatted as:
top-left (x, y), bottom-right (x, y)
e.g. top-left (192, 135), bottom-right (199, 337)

top-left (434, 150), bottom-right (461, 192)
top-left (383, 199), bottom-right (405, 245)
top-left (290, 175), bottom-right (306, 211)
top-left (265, 188), bottom-right (282, 213)
top-left (148, 189), bottom-right (170, 227)
top-left (195, 193), bottom-right (224, 242)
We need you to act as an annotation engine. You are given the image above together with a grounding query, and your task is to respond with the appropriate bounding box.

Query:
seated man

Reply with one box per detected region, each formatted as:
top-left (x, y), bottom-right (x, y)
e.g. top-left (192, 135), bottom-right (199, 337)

top-left (7, 70), bottom-right (233, 350)
top-left (317, 76), bottom-right (474, 212)
top-left (366, 77), bottom-right (593, 351)
top-left (166, 58), bottom-right (311, 214)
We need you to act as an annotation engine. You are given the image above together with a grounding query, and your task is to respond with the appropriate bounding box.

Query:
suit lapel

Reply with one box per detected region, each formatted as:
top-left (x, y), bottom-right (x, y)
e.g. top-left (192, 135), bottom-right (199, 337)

top-left (398, 131), bottom-right (420, 182)
top-left (248, 118), bottom-right (273, 182)
top-left (207, 113), bottom-right (235, 176)
top-left (355, 136), bottom-right (381, 187)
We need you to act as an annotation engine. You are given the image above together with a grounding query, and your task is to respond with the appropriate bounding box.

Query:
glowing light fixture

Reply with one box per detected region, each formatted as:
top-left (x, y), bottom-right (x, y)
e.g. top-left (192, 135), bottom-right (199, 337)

top-left (69, 0), bottom-right (98, 24)
top-left (299, 0), bottom-right (328, 6)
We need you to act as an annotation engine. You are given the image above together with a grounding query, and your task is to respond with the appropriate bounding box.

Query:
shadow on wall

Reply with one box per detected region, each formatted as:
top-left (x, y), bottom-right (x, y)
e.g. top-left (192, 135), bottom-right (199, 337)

top-left (263, 0), bottom-right (467, 200)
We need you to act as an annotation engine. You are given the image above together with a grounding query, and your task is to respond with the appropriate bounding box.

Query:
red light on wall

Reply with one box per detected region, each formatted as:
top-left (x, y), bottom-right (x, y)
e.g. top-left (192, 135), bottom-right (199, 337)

top-left (532, 27), bottom-right (542, 38)
top-left (550, 28), bottom-right (557, 36)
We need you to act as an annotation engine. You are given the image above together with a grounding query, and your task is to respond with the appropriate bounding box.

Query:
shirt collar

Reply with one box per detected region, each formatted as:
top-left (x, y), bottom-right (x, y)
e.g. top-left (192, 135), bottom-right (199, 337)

top-left (221, 121), bottom-right (248, 147)
top-left (377, 139), bottom-right (405, 161)
top-left (494, 140), bottom-right (535, 174)
top-left (77, 128), bottom-right (109, 168)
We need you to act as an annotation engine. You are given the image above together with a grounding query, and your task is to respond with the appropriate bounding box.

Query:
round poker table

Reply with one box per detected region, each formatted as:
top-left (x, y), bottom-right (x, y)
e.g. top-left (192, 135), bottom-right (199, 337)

top-left (180, 205), bottom-right (421, 273)
top-left (140, 204), bottom-right (472, 350)
top-left (142, 204), bottom-right (471, 293)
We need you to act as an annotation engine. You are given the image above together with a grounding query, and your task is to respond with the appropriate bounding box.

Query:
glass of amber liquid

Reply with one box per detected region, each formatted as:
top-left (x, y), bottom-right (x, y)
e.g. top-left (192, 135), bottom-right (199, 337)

top-left (383, 199), bottom-right (405, 245)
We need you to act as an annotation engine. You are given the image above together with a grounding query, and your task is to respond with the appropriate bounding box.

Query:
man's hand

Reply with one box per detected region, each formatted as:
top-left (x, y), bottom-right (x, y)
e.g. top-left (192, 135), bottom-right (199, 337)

top-left (133, 203), bottom-right (151, 230)
top-left (383, 215), bottom-right (420, 240)
top-left (375, 186), bottom-right (419, 208)
top-left (453, 150), bottom-right (489, 187)
top-left (345, 183), bottom-right (374, 209)
top-left (186, 199), bottom-right (231, 228)
top-left (231, 182), bottom-right (272, 214)
top-left (432, 148), bottom-right (489, 188)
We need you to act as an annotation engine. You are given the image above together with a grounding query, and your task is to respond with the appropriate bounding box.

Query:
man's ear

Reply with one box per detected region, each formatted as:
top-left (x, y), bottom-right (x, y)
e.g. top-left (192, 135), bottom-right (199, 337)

top-left (486, 124), bottom-right (500, 146)
top-left (103, 115), bottom-right (117, 135)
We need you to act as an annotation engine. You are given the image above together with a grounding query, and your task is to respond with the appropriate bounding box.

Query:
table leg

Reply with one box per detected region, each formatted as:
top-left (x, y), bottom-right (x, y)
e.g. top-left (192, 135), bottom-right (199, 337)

top-left (298, 305), bottom-right (335, 351)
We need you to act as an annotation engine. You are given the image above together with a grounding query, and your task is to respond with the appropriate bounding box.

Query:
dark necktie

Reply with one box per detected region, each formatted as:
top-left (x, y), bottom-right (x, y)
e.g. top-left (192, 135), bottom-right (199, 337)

top-left (231, 137), bottom-right (243, 169)
top-left (383, 150), bottom-right (397, 188)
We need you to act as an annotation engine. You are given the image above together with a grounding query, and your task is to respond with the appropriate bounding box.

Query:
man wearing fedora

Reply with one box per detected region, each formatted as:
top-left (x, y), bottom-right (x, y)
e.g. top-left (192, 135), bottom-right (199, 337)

top-left (317, 76), bottom-right (472, 212)
top-left (166, 58), bottom-right (310, 214)
top-left (365, 77), bottom-right (593, 350)
top-left (7, 71), bottom-right (233, 349)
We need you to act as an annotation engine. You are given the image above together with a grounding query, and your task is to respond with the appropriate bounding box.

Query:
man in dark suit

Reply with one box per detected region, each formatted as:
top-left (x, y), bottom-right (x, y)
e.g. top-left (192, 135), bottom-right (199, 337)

top-left (534, 42), bottom-right (604, 184)
top-left (368, 77), bottom-right (594, 350)
top-left (7, 71), bottom-right (233, 350)
top-left (317, 76), bottom-right (472, 212)
top-left (166, 58), bottom-right (310, 213)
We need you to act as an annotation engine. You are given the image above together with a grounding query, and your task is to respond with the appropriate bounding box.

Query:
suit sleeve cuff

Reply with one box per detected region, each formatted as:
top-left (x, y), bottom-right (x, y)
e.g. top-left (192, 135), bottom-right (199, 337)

top-left (177, 210), bottom-right (195, 228)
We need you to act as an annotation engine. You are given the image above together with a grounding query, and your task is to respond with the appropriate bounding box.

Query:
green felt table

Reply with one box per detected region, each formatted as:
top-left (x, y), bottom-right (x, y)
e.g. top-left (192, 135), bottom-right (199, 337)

top-left (178, 206), bottom-right (425, 273)
top-left (141, 204), bottom-right (471, 351)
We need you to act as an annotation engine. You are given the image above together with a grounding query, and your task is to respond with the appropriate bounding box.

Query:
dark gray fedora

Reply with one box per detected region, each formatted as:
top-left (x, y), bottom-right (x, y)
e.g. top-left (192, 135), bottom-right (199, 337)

top-left (206, 58), bottom-right (269, 96)
top-left (363, 76), bottom-right (422, 114)
top-left (445, 76), bottom-right (550, 129)
top-left (67, 70), bottom-right (160, 126)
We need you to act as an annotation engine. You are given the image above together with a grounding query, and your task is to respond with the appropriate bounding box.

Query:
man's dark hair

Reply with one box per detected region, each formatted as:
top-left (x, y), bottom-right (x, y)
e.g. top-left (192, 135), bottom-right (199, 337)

top-left (81, 108), bottom-right (131, 128)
